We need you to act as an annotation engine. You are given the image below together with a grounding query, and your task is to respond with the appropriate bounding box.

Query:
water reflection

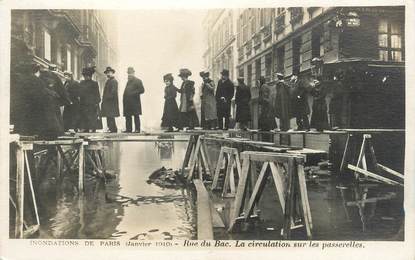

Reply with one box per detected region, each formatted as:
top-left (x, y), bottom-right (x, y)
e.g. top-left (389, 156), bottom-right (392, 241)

top-left (36, 141), bottom-right (196, 240)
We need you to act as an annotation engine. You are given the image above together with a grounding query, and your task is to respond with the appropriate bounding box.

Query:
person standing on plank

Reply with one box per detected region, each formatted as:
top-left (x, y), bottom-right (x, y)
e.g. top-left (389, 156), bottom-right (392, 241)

top-left (235, 77), bottom-right (251, 130)
top-left (101, 66), bottom-right (120, 133)
top-left (215, 69), bottom-right (235, 130)
top-left (123, 67), bottom-right (145, 133)
top-left (79, 66), bottom-right (101, 133)
top-left (63, 71), bottom-right (81, 132)
top-left (177, 68), bottom-right (199, 130)
top-left (199, 71), bottom-right (217, 130)
top-left (161, 73), bottom-right (180, 132)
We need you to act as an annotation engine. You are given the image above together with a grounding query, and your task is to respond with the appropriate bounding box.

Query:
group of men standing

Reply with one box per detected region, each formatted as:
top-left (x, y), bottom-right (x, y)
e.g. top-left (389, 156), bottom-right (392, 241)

top-left (63, 66), bottom-right (145, 134)
top-left (13, 63), bottom-right (145, 139)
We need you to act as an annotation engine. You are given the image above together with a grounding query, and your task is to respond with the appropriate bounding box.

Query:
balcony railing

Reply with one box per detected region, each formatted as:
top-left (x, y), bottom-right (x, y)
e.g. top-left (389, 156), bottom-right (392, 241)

top-left (238, 47), bottom-right (244, 61)
top-left (275, 14), bottom-right (285, 34)
top-left (253, 33), bottom-right (261, 49)
top-left (245, 40), bottom-right (252, 55)
top-left (289, 7), bottom-right (304, 24)
top-left (262, 24), bottom-right (272, 42)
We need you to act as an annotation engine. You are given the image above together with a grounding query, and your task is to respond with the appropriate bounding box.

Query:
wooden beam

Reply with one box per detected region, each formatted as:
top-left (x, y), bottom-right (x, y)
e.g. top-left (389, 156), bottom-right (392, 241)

top-left (348, 165), bottom-right (403, 186)
top-left (24, 151), bottom-right (40, 226)
top-left (212, 147), bottom-right (225, 190)
top-left (377, 163), bottom-right (404, 180)
top-left (15, 144), bottom-right (25, 238)
top-left (194, 180), bottom-right (214, 240)
top-left (78, 143), bottom-right (85, 193)
top-left (244, 162), bottom-right (269, 220)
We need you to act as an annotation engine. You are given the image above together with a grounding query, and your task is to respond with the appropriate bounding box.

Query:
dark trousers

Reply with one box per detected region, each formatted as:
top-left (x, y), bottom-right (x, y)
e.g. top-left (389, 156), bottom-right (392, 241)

top-left (218, 117), bottom-right (230, 130)
top-left (106, 117), bottom-right (117, 132)
top-left (125, 115), bottom-right (140, 132)
top-left (296, 115), bottom-right (310, 130)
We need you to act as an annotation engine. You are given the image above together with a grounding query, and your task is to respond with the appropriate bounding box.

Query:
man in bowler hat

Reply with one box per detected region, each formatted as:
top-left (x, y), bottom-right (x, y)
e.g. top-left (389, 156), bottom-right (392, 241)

top-left (215, 69), bottom-right (235, 130)
top-left (101, 66), bottom-right (120, 133)
top-left (123, 67), bottom-right (145, 132)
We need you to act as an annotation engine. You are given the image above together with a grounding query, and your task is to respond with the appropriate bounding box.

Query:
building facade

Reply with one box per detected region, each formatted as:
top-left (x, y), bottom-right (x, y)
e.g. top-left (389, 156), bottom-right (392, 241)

top-left (10, 9), bottom-right (118, 90)
top-left (203, 6), bottom-right (405, 129)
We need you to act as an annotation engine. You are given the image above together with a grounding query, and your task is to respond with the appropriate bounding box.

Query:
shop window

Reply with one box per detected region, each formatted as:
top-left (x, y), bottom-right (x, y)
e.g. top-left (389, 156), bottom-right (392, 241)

top-left (378, 19), bottom-right (403, 62)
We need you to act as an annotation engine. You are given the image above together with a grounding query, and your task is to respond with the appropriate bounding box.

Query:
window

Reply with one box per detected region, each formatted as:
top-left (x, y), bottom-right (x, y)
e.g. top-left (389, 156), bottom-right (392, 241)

top-left (265, 53), bottom-right (272, 79)
top-left (378, 19), bottom-right (403, 62)
top-left (44, 30), bottom-right (51, 61)
top-left (312, 26), bottom-right (324, 58)
top-left (292, 37), bottom-right (302, 75)
top-left (247, 64), bottom-right (252, 86)
top-left (67, 48), bottom-right (72, 72)
top-left (276, 45), bottom-right (285, 74)
top-left (255, 59), bottom-right (261, 83)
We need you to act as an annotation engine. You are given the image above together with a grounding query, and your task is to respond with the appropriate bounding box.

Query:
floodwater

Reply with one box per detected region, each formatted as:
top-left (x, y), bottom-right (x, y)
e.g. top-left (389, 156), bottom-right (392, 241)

top-left (12, 137), bottom-right (404, 241)
top-left (34, 140), bottom-right (197, 240)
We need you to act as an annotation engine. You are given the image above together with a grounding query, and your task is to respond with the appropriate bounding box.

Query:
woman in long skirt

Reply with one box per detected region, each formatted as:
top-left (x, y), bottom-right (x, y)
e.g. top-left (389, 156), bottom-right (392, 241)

top-left (235, 77), bottom-right (251, 130)
top-left (199, 71), bottom-right (217, 130)
top-left (161, 73), bottom-right (180, 131)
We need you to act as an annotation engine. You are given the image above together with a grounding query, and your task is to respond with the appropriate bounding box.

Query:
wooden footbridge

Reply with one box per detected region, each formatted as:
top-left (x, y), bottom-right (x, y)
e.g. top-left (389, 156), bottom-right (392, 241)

top-left (9, 128), bottom-right (405, 239)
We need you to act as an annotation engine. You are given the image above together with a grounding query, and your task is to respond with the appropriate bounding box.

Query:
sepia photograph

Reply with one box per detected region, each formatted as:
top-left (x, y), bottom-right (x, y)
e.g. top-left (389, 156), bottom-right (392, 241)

top-left (2, 2), bottom-right (414, 259)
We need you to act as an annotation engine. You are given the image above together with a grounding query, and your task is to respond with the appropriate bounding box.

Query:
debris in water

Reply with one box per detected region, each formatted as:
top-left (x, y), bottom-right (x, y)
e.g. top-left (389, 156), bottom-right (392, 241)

top-left (147, 167), bottom-right (186, 189)
top-left (148, 229), bottom-right (159, 233)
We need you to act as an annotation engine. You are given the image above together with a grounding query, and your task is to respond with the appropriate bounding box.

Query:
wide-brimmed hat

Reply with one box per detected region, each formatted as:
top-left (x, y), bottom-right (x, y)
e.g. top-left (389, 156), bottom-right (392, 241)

top-left (237, 76), bottom-right (245, 82)
top-left (163, 73), bottom-right (174, 82)
top-left (48, 64), bottom-right (58, 72)
top-left (82, 66), bottom-right (96, 76)
top-left (276, 72), bottom-right (284, 79)
top-left (63, 71), bottom-right (73, 76)
top-left (127, 67), bottom-right (135, 74)
top-left (104, 66), bottom-right (115, 74)
top-left (220, 69), bottom-right (230, 76)
top-left (199, 71), bottom-right (209, 78)
top-left (178, 68), bottom-right (192, 77)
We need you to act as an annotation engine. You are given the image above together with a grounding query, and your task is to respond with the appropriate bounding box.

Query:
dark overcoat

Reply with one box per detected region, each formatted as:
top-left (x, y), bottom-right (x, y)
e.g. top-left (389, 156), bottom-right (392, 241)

top-left (63, 80), bottom-right (81, 130)
top-left (14, 74), bottom-right (47, 136)
top-left (290, 79), bottom-right (310, 118)
top-left (310, 81), bottom-right (329, 131)
top-left (215, 78), bottom-right (235, 118)
top-left (235, 83), bottom-right (251, 123)
top-left (79, 79), bottom-right (101, 130)
top-left (123, 76), bottom-right (145, 116)
top-left (274, 81), bottom-right (291, 120)
top-left (258, 83), bottom-right (277, 131)
top-left (201, 79), bottom-right (217, 121)
top-left (101, 77), bottom-right (120, 117)
top-left (161, 84), bottom-right (180, 127)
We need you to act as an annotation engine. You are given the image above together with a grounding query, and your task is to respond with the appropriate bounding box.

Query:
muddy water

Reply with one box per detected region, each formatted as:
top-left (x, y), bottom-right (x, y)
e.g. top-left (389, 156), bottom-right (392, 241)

top-left (35, 141), bottom-right (196, 240)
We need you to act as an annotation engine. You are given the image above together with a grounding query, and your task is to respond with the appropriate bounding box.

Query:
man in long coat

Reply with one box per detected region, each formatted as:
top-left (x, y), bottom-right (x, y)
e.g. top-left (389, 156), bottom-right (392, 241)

top-left (123, 67), bottom-right (145, 132)
top-left (258, 76), bottom-right (276, 132)
top-left (289, 75), bottom-right (310, 131)
top-left (79, 67), bottom-right (101, 133)
top-left (199, 71), bottom-right (217, 130)
top-left (235, 77), bottom-right (251, 130)
top-left (215, 69), bottom-right (235, 130)
top-left (177, 68), bottom-right (199, 130)
top-left (101, 66), bottom-right (120, 133)
top-left (274, 73), bottom-right (291, 131)
top-left (63, 71), bottom-right (81, 132)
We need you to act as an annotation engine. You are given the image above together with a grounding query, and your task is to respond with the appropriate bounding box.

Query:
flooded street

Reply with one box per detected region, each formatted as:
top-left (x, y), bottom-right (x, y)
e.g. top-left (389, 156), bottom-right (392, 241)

top-left (18, 137), bottom-right (403, 241)
top-left (35, 141), bottom-right (197, 240)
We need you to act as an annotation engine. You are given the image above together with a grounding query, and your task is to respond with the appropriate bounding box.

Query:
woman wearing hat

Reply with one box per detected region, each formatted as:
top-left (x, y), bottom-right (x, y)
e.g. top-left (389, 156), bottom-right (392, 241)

top-left (79, 67), bottom-right (101, 133)
top-left (177, 68), bottom-right (199, 130)
top-left (101, 66), bottom-right (120, 133)
top-left (235, 77), bottom-right (251, 130)
top-left (161, 73), bottom-right (179, 132)
top-left (199, 71), bottom-right (217, 130)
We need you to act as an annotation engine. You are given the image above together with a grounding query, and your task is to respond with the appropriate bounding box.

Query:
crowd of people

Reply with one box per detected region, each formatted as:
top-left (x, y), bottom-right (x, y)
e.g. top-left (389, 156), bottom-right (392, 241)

top-left (12, 61), bottom-right (340, 140)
